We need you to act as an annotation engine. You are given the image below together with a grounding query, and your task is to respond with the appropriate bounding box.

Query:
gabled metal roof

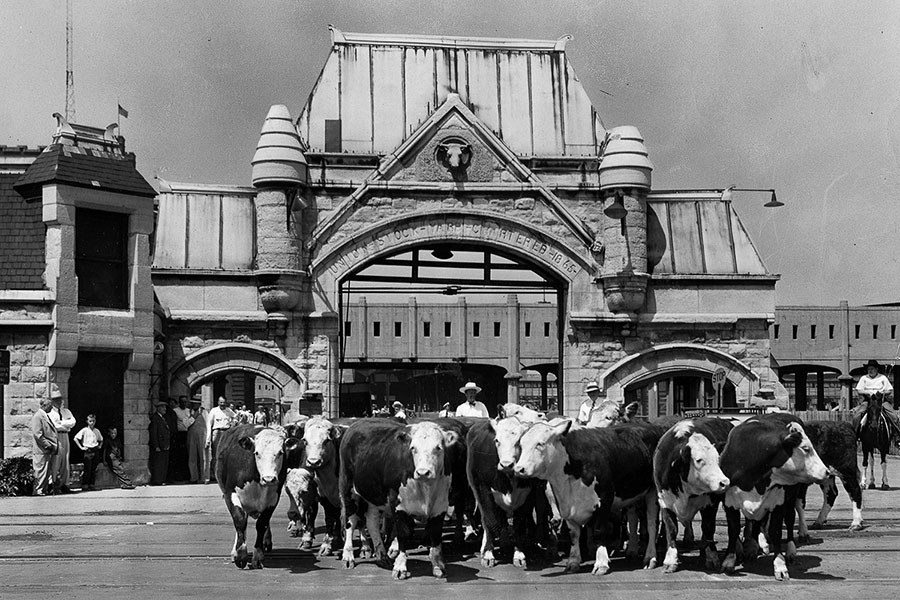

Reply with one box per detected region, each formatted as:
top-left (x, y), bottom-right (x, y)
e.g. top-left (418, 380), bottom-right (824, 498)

top-left (297, 27), bottom-right (605, 158)
top-left (647, 192), bottom-right (770, 275)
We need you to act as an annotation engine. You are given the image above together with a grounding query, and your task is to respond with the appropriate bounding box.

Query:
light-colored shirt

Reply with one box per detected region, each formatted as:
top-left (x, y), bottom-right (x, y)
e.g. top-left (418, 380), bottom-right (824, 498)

top-left (207, 406), bottom-right (235, 437)
top-left (856, 374), bottom-right (893, 397)
top-left (577, 398), bottom-right (597, 424)
top-left (455, 400), bottom-right (489, 418)
top-left (74, 426), bottom-right (103, 450)
top-left (50, 406), bottom-right (76, 433)
top-left (174, 406), bottom-right (193, 431)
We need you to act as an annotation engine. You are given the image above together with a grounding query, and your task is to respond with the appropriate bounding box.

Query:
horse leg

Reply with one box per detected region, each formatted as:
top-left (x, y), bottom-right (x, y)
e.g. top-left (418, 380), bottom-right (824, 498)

top-left (881, 451), bottom-right (889, 490)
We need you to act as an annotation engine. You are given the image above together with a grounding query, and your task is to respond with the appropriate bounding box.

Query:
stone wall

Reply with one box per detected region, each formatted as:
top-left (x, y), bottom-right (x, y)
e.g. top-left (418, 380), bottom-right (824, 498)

top-left (1, 332), bottom-right (50, 458)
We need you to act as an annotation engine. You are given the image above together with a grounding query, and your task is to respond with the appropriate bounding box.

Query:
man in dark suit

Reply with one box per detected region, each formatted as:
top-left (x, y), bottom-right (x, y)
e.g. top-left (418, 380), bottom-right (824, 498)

top-left (149, 399), bottom-right (171, 485)
top-left (30, 396), bottom-right (59, 496)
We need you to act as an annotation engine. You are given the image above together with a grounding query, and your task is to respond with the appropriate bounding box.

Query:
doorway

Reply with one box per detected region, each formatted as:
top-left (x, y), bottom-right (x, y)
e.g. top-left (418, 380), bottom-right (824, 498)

top-left (68, 351), bottom-right (127, 463)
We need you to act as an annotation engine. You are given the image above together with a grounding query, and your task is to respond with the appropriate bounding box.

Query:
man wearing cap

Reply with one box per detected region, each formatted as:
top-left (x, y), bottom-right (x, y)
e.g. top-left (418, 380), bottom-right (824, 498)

top-left (455, 382), bottom-right (489, 418)
top-left (48, 389), bottom-right (77, 494)
top-left (577, 382), bottom-right (603, 426)
top-left (852, 359), bottom-right (900, 439)
top-left (148, 399), bottom-right (172, 485)
top-left (206, 396), bottom-right (235, 482)
top-left (30, 396), bottom-right (59, 496)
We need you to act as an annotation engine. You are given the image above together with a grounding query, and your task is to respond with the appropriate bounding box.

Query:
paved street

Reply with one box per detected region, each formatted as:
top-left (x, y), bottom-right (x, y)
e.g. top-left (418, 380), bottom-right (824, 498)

top-left (2, 457), bottom-right (900, 600)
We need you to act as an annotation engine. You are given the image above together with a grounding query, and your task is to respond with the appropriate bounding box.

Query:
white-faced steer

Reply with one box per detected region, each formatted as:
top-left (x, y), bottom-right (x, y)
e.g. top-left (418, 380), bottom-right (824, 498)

top-left (283, 416), bottom-right (345, 556)
top-left (466, 415), bottom-right (556, 569)
top-left (654, 417), bottom-right (732, 574)
top-left (216, 424), bottom-right (302, 569)
top-left (719, 412), bottom-right (828, 581)
top-left (339, 419), bottom-right (458, 580)
top-left (514, 419), bottom-right (660, 575)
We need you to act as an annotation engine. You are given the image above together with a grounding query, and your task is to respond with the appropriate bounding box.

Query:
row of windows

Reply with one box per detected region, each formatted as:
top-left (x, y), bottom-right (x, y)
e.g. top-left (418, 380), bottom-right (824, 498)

top-left (773, 323), bottom-right (898, 341)
top-left (344, 320), bottom-right (554, 338)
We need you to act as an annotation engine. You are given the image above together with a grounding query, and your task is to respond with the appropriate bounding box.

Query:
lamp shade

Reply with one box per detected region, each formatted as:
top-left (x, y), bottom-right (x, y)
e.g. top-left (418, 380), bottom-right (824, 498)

top-left (603, 194), bottom-right (627, 220)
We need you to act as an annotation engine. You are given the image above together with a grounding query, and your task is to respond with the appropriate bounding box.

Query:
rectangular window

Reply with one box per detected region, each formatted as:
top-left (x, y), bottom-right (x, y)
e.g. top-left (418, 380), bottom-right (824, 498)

top-left (494, 322), bottom-right (501, 337)
top-left (773, 324), bottom-right (780, 339)
top-left (525, 322), bottom-right (531, 337)
top-left (855, 324), bottom-right (861, 339)
top-left (444, 321), bottom-right (452, 337)
top-left (373, 321), bottom-right (381, 337)
top-left (829, 324), bottom-right (835, 339)
top-left (75, 208), bottom-right (128, 309)
top-left (423, 322), bottom-right (431, 337)
top-left (893, 325), bottom-right (897, 339)
top-left (873, 324), bottom-right (879, 339)
top-left (792, 324), bottom-right (798, 340)
top-left (344, 321), bottom-right (352, 337)
top-left (810, 324), bottom-right (816, 339)
top-left (544, 322), bottom-right (551, 337)
top-left (394, 322), bottom-right (402, 337)
top-left (473, 322), bottom-right (480, 337)
top-left (325, 119), bottom-right (342, 152)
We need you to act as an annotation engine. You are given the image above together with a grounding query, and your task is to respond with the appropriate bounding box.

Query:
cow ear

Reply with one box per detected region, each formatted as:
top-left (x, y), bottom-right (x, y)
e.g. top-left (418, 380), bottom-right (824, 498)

top-left (497, 404), bottom-right (508, 419)
top-left (623, 401), bottom-right (640, 420)
top-left (331, 425), bottom-right (343, 442)
top-left (552, 419), bottom-right (573, 437)
top-left (284, 424), bottom-right (302, 439)
top-left (678, 444), bottom-right (693, 478)
top-left (443, 430), bottom-right (459, 447)
top-left (238, 436), bottom-right (255, 452)
top-left (397, 428), bottom-right (411, 445)
top-left (537, 412), bottom-right (546, 420)
top-left (782, 431), bottom-right (803, 450)
top-left (284, 437), bottom-right (301, 454)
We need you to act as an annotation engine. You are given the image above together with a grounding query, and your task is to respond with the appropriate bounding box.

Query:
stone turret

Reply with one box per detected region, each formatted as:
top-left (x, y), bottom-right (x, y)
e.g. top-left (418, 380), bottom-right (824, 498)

top-left (597, 126), bottom-right (653, 315)
top-left (251, 105), bottom-right (308, 338)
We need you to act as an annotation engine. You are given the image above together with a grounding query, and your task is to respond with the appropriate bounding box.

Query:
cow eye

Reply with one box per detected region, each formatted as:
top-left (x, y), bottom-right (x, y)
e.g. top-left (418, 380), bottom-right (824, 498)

top-left (536, 442), bottom-right (545, 450)
top-left (494, 439), bottom-right (500, 447)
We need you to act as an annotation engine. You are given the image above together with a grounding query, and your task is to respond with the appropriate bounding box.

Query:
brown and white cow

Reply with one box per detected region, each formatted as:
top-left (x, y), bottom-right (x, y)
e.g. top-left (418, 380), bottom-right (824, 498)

top-left (216, 424), bottom-right (302, 569)
top-left (653, 417), bottom-right (732, 573)
top-left (339, 418), bottom-right (458, 580)
top-left (719, 412), bottom-right (828, 581)
top-left (513, 419), bottom-right (661, 575)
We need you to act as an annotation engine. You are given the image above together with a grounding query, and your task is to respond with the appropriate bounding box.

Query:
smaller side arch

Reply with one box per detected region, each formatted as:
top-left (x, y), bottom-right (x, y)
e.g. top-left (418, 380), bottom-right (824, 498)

top-left (599, 343), bottom-right (760, 404)
top-left (168, 342), bottom-right (305, 400)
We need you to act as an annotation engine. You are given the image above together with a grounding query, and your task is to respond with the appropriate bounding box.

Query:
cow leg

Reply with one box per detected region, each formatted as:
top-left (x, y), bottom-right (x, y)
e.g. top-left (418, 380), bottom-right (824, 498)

top-left (742, 518), bottom-right (762, 561)
top-left (809, 477), bottom-right (835, 531)
top-left (783, 487), bottom-right (799, 565)
top-left (563, 518), bottom-right (584, 573)
top-left (842, 470), bottom-right (864, 531)
top-left (661, 508), bottom-right (680, 573)
top-left (250, 506), bottom-right (276, 569)
top-left (768, 502), bottom-right (789, 581)
top-left (699, 499), bottom-right (721, 572)
top-left (425, 514), bottom-right (447, 578)
top-left (722, 506), bottom-right (742, 574)
top-left (624, 506), bottom-right (640, 561)
top-left (223, 493), bottom-right (250, 569)
top-left (319, 497), bottom-right (342, 557)
top-left (364, 505), bottom-right (389, 565)
top-left (300, 482), bottom-right (319, 549)
top-left (881, 457), bottom-right (889, 489)
top-left (591, 501), bottom-right (614, 576)
top-left (511, 501), bottom-right (532, 568)
top-left (391, 511), bottom-right (415, 580)
top-left (341, 508), bottom-right (361, 568)
top-left (642, 493), bottom-right (659, 569)
top-left (681, 519), bottom-right (696, 550)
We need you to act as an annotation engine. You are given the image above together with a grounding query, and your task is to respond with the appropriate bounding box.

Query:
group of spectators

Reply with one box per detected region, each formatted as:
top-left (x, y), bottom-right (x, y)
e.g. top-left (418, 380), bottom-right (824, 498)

top-left (368, 381), bottom-right (492, 420)
top-left (29, 389), bottom-right (134, 496)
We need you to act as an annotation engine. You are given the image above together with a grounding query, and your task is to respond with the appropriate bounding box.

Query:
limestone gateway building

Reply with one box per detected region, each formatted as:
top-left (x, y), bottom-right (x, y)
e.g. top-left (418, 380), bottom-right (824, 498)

top-left (1, 28), bottom-right (779, 481)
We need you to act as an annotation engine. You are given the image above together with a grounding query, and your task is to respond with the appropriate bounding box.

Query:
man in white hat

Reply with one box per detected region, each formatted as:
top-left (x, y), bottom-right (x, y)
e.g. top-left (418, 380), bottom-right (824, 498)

top-left (577, 381), bottom-right (603, 426)
top-left (48, 388), bottom-right (77, 494)
top-left (392, 400), bottom-right (407, 420)
top-left (455, 382), bottom-right (489, 418)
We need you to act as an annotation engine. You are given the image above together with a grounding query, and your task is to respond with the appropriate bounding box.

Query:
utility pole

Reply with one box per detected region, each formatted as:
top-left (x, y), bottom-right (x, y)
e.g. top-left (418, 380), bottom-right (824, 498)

top-left (65, 0), bottom-right (75, 122)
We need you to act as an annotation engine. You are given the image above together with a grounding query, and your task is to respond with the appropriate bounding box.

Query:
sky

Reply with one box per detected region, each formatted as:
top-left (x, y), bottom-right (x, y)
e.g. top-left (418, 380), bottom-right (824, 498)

top-left (2, 1), bottom-right (899, 307)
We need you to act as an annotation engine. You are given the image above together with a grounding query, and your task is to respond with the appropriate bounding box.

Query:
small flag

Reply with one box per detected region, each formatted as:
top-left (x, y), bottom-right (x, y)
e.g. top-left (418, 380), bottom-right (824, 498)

top-left (118, 104), bottom-right (129, 118)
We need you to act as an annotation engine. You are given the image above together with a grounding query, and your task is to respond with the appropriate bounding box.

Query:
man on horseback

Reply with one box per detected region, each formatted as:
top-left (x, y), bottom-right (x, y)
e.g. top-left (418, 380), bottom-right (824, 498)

top-left (851, 359), bottom-right (900, 440)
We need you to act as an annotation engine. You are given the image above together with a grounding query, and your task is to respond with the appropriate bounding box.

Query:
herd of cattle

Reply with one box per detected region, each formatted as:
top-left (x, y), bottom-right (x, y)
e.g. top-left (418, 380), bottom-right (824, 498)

top-left (214, 403), bottom-right (867, 582)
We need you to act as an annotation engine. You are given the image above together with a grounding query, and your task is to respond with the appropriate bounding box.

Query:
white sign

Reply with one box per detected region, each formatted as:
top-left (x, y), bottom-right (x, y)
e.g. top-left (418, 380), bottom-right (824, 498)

top-left (712, 368), bottom-right (727, 391)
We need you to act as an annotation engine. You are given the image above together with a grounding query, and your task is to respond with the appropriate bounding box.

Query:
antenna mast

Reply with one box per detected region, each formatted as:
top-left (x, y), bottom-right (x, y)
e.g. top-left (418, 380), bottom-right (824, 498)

top-left (65, 0), bottom-right (75, 122)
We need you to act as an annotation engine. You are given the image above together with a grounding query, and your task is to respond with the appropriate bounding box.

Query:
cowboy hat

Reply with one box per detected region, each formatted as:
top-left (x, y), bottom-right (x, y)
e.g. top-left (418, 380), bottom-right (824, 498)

top-left (392, 401), bottom-right (403, 408)
top-left (459, 382), bottom-right (482, 395)
top-left (864, 359), bottom-right (882, 370)
top-left (50, 389), bottom-right (63, 400)
top-left (584, 381), bottom-right (601, 394)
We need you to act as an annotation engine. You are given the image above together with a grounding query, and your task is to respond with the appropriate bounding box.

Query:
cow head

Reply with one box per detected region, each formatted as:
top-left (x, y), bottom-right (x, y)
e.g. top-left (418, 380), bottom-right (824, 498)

top-left (513, 419), bottom-right (572, 479)
top-left (498, 403), bottom-right (546, 423)
top-left (771, 421), bottom-right (828, 485)
top-left (238, 428), bottom-right (299, 486)
top-left (586, 400), bottom-right (638, 428)
top-left (671, 421), bottom-right (730, 494)
top-left (488, 416), bottom-right (535, 472)
top-left (301, 416), bottom-right (340, 470)
top-left (436, 139), bottom-right (472, 178)
top-left (403, 422), bottom-right (458, 480)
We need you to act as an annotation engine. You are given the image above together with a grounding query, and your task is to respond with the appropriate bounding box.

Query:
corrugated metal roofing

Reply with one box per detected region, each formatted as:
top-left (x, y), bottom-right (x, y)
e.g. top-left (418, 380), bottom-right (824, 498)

top-left (297, 28), bottom-right (604, 157)
top-left (647, 194), bottom-right (768, 275)
top-left (13, 144), bottom-right (157, 199)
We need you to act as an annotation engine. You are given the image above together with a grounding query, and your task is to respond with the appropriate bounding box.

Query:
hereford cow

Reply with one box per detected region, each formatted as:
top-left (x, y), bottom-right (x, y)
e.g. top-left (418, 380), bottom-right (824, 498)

top-left (796, 419), bottom-right (863, 536)
top-left (339, 419), bottom-right (458, 580)
top-left (283, 416), bottom-right (345, 556)
top-left (653, 417), bottom-right (732, 573)
top-left (216, 424), bottom-right (302, 569)
top-left (513, 419), bottom-right (660, 575)
top-left (719, 412), bottom-right (828, 581)
top-left (466, 415), bottom-right (556, 568)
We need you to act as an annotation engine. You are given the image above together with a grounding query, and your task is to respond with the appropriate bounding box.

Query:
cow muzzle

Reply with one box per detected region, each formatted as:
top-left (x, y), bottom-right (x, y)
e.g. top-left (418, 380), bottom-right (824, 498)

top-left (305, 457), bottom-right (323, 469)
top-left (259, 474), bottom-right (278, 486)
top-left (414, 468), bottom-right (432, 479)
top-left (497, 460), bottom-right (515, 473)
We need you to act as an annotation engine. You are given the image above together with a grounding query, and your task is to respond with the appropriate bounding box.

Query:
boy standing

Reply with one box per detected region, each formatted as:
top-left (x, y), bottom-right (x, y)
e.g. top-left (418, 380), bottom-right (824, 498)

top-left (73, 414), bottom-right (103, 490)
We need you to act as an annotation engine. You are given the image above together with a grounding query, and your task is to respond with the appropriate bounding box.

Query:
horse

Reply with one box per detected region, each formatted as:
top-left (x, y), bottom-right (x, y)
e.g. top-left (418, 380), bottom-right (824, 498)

top-left (859, 393), bottom-right (892, 490)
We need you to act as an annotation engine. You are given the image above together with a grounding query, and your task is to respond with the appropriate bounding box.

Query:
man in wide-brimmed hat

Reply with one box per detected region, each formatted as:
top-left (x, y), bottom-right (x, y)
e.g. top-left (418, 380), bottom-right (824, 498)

top-left (391, 400), bottom-right (408, 420)
top-left (852, 359), bottom-right (900, 440)
top-left (455, 381), bottom-right (489, 418)
top-left (577, 381), bottom-right (603, 426)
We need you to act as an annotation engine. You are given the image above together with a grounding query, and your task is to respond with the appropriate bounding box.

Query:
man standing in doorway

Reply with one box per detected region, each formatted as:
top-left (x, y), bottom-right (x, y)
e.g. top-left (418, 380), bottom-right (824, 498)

top-left (148, 399), bottom-right (171, 485)
top-left (455, 382), bottom-right (489, 418)
top-left (30, 396), bottom-right (58, 496)
top-left (576, 382), bottom-right (603, 426)
top-left (172, 396), bottom-right (193, 481)
top-left (205, 396), bottom-right (234, 483)
top-left (49, 389), bottom-right (76, 494)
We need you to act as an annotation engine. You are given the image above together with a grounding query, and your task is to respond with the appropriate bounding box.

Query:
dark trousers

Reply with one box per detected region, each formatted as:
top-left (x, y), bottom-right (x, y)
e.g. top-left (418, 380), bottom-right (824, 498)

top-left (81, 449), bottom-right (100, 487)
top-left (107, 456), bottom-right (133, 487)
top-left (150, 449), bottom-right (169, 485)
top-left (169, 431), bottom-right (189, 481)
top-left (209, 429), bottom-right (227, 481)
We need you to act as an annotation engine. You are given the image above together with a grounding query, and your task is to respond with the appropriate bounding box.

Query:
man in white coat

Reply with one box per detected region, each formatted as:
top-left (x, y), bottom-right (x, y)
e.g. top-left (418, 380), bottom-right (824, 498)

top-left (455, 382), bottom-right (489, 418)
top-left (49, 389), bottom-right (76, 494)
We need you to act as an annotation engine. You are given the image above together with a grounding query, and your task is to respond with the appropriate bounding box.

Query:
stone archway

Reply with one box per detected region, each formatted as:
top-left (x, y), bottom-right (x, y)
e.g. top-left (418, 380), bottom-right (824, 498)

top-left (168, 342), bottom-right (305, 401)
top-left (599, 343), bottom-right (760, 404)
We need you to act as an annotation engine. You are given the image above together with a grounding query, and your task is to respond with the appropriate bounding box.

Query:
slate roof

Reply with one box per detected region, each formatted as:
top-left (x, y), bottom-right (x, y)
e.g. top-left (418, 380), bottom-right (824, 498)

top-left (13, 144), bottom-right (156, 199)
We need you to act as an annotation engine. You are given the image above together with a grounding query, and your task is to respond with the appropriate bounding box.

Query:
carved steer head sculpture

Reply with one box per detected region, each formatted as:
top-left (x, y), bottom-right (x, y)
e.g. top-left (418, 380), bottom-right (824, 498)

top-left (436, 140), bottom-right (472, 176)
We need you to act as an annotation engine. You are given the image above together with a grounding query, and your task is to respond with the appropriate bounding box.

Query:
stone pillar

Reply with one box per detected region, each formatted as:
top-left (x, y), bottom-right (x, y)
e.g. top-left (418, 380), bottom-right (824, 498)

top-left (840, 300), bottom-right (852, 409)
top-left (457, 297), bottom-right (467, 359)
top-left (408, 297), bottom-right (418, 360)
top-left (506, 294), bottom-right (521, 403)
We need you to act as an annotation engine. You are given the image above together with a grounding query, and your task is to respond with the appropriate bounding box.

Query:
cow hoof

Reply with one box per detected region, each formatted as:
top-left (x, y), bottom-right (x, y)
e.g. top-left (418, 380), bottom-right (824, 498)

top-left (318, 544), bottom-right (333, 558)
top-left (664, 562), bottom-right (678, 574)
top-left (810, 520), bottom-right (825, 530)
top-left (722, 554), bottom-right (737, 574)
top-left (882, 483), bottom-right (890, 491)
top-left (774, 555), bottom-right (789, 581)
top-left (342, 550), bottom-right (356, 569)
top-left (480, 556), bottom-right (496, 568)
top-left (392, 569), bottom-right (411, 580)
top-left (704, 551), bottom-right (721, 572)
top-left (300, 538), bottom-right (313, 550)
top-left (645, 557), bottom-right (657, 570)
top-left (590, 564), bottom-right (609, 576)
top-left (867, 482), bottom-right (876, 490)
top-left (785, 542), bottom-right (797, 565)
top-left (432, 567), bottom-right (446, 578)
top-left (797, 533), bottom-right (810, 544)
top-left (564, 559), bottom-right (581, 574)
top-left (849, 522), bottom-right (864, 532)
top-left (513, 551), bottom-right (527, 568)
